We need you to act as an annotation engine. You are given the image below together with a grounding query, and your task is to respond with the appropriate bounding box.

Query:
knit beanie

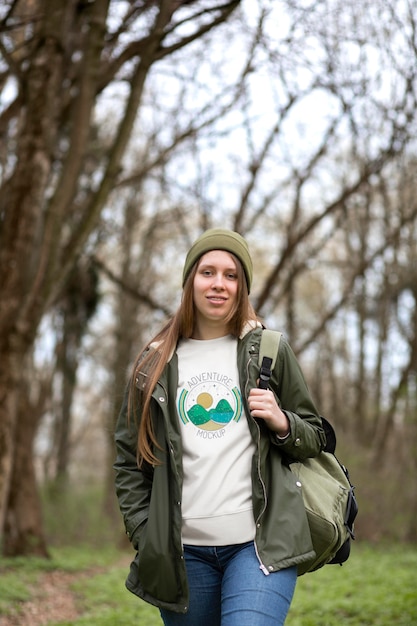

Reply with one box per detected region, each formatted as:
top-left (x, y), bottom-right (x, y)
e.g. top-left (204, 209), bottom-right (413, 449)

top-left (182, 228), bottom-right (253, 292)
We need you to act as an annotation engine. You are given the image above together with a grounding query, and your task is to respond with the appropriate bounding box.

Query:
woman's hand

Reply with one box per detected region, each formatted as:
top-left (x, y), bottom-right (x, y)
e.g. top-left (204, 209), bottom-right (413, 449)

top-left (248, 388), bottom-right (290, 437)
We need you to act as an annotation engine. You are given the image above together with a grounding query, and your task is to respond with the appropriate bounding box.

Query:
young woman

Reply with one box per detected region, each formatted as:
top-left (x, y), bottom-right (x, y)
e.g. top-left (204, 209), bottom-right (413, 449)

top-left (114, 228), bottom-right (326, 626)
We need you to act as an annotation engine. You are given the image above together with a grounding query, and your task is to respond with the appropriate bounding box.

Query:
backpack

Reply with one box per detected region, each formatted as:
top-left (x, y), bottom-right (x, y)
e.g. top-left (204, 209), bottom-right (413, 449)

top-left (258, 329), bottom-right (358, 575)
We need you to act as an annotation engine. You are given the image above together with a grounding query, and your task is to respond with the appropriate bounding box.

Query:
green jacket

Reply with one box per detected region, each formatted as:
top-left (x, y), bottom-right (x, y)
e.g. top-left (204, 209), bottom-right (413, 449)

top-left (114, 326), bottom-right (326, 613)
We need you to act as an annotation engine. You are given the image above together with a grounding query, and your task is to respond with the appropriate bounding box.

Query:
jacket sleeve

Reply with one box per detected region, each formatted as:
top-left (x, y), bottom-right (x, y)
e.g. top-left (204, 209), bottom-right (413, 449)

top-left (113, 384), bottom-right (153, 549)
top-left (270, 336), bottom-right (326, 461)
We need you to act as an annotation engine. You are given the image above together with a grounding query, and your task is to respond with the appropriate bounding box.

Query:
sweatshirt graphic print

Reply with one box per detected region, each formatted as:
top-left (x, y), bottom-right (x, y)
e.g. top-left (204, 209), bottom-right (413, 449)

top-left (176, 335), bottom-right (256, 546)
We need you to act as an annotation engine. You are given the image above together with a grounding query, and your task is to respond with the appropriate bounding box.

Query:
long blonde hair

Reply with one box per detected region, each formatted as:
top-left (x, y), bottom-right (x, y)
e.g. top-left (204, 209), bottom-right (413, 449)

top-left (129, 254), bottom-right (259, 466)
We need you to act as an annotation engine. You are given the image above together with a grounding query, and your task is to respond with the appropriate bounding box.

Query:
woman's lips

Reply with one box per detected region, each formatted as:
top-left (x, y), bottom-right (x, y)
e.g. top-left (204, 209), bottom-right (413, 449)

top-left (207, 295), bottom-right (227, 303)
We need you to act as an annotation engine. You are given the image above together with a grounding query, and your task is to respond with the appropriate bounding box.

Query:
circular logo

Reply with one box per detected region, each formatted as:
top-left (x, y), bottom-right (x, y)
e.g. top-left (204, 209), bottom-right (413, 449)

top-left (178, 381), bottom-right (242, 431)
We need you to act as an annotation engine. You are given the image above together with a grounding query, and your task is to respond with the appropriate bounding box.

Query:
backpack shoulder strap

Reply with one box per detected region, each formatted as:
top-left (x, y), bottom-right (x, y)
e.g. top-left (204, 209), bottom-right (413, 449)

top-left (258, 329), bottom-right (282, 369)
top-left (258, 329), bottom-right (282, 389)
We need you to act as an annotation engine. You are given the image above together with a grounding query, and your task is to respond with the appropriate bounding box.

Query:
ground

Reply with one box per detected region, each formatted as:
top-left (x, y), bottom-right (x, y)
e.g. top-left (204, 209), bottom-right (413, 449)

top-left (0, 570), bottom-right (82, 626)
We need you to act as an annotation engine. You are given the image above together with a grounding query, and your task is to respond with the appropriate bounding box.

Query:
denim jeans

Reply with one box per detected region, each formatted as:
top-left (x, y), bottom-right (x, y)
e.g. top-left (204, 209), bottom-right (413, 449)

top-left (160, 541), bottom-right (297, 626)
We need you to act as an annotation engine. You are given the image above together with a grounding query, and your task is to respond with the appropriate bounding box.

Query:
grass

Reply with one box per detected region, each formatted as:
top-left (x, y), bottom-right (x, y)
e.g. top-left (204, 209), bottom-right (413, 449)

top-left (0, 543), bottom-right (416, 625)
top-left (288, 544), bottom-right (417, 625)
top-left (53, 564), bottom-right (159, 626)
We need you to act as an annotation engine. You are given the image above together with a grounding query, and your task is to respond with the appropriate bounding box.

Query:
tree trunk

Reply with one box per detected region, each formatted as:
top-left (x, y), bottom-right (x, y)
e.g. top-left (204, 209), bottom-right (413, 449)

top-left (0, 351), bottom-right (19, 539)
top-left (3, 378), bottom-right (49, 557)
top-left (0, 0), bottom-right (68, 547)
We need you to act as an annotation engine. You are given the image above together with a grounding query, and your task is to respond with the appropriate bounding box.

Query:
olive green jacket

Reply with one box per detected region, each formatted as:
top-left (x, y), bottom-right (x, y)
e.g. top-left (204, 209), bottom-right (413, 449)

top-left (114, 326), bottom-right (326, 613)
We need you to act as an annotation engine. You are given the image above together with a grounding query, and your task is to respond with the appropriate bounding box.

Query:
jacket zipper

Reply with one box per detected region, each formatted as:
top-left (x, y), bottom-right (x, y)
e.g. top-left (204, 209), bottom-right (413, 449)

top-left (245, 350), bottom-right (270, 575)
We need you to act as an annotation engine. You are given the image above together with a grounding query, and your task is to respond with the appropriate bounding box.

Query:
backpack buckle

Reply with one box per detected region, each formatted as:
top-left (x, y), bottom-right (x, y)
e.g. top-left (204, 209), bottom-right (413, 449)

top-left (259, 356), bottom-right (272, 389)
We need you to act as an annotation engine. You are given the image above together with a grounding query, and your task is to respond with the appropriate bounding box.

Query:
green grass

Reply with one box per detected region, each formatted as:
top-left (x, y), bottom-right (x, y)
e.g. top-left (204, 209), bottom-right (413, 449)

top-left (288, 544), bottom-right (417, 625)
top-left (0, 553), bottom-right (57, 615)
top-left (0, 543), bottom-right (416, 625)
top-left (52, 565), bottom-right (160, 626)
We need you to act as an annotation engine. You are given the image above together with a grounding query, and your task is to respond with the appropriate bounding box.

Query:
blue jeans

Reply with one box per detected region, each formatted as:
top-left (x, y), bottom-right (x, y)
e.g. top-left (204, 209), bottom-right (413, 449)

top-left (160, 541), bottom-right (297, 626)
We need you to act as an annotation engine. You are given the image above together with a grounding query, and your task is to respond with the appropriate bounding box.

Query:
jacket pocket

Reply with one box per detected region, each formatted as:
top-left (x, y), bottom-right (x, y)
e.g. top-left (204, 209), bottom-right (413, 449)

top-left (137, 521), bottom-right (180, 603)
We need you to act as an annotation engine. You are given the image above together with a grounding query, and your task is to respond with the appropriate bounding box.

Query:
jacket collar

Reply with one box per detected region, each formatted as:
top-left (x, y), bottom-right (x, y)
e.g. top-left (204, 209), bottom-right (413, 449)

top-left (152, 319), bottom-right (263, 363)
top-left (240, 320), bottom-right (262, 339)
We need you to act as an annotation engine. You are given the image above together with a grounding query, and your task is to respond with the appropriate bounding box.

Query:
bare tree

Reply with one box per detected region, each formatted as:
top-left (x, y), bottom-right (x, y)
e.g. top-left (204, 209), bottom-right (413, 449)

top-left (97, 0), bottom-right (417, 540)
top-left (91, 0), bottom-right (417, 541)
top-left (2, 0), bottom-right (417, 552)
top-left (0, 0), bottom-right (241, 556)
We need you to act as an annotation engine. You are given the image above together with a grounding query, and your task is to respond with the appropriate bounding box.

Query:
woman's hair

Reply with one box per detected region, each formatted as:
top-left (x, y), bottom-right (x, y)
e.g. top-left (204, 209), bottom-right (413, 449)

top-left (129, 253), bottom-right (259, 466)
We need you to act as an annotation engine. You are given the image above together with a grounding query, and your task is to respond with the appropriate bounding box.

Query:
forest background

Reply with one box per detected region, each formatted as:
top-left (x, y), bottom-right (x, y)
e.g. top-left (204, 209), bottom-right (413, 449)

top-left (0, 0), bottom-right (416, 561)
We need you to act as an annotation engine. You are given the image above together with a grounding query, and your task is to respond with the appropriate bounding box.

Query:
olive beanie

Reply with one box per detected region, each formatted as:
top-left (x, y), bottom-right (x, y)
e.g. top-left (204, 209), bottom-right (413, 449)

top-left (182, 228), bottom-right (253, 292)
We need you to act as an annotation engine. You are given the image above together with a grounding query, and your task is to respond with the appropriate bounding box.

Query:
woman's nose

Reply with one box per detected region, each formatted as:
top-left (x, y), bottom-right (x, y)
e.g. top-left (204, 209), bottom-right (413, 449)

top-left (212, 272), bottom-right (224, 288)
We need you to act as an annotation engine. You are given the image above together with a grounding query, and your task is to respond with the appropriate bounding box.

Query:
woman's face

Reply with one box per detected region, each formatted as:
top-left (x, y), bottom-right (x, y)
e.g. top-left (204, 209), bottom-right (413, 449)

top-left (192, 250), bottom-right (239, 339)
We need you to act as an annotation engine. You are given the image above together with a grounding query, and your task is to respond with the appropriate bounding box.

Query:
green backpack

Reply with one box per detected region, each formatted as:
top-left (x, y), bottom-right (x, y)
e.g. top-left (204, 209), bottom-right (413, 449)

top-left (258, 329), bottom-right (358, 575)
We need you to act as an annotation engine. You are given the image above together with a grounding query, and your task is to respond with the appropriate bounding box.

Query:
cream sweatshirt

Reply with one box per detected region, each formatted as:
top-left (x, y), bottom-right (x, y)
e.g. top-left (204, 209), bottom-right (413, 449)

top-left (176, 335), bottom-right (256, 546)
